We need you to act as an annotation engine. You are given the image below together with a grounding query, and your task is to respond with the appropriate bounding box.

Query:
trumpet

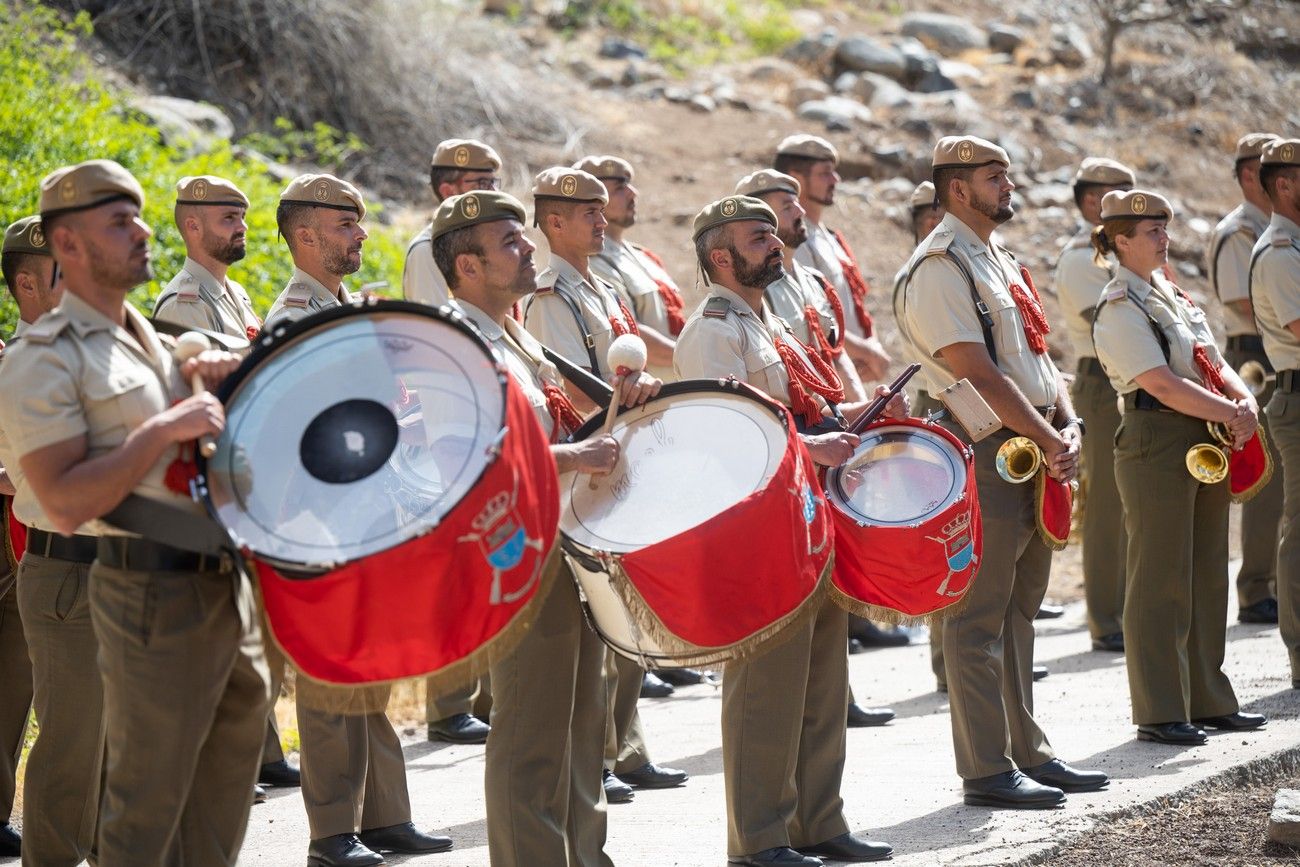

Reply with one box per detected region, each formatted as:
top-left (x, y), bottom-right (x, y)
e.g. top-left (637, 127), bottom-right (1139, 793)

top-left (996, 436), bottom-right (1043, 484)
top-left (1238, 359), bottom-right (1270, 397)
top-left (1185, 422), bottom-right (1234, 485)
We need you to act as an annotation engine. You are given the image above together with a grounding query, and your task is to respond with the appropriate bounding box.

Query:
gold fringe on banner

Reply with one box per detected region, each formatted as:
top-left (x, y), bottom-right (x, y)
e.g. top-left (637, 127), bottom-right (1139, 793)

top-left (1230, 425), bottom-right (1275, 505)
top-left (826, 578), bottom-right (975, 629)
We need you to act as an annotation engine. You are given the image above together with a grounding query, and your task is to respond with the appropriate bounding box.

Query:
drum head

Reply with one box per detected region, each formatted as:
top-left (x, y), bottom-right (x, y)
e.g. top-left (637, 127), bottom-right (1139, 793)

top-left (561, 383), bottom-right (789, 553)
top-left (201, 302), bottom-right (506, 570)
top-left (825, 423), bottom-right (966, 527)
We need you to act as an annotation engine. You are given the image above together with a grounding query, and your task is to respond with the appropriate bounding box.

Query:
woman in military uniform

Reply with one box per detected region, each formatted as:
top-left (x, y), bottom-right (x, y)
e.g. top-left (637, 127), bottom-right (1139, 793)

top-left (1092, 189), bottom-right (1267, 746)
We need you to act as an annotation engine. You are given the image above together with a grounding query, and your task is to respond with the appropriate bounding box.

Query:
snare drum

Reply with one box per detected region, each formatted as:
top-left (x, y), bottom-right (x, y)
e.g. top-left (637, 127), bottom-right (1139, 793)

top-left (560, 379), bottom-right (831, 668)
top-left (197, 301), bottom-right (559, 684)
top-left (823, 417), bottom-right (980, 620)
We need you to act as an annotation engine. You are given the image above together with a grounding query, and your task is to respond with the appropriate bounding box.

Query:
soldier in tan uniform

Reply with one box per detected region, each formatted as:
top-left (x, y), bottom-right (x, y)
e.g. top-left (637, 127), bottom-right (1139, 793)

top-left (402, 138), bottom-right (502, 308)
top-left (901, 137), bottom-right (1107, 807)
top-left (0, 159), bottom-right (270, 864)
top-left (153, 175), bottom-right (262, 339)
top-left (430, 188), bottom-right (661, 867)
top-left (1249, 139), bottom-right (1300, 690)
top-left (522, 167), bottom-right (687, 804)
top-left (676, 195), bottom-right (895, 866)
top-left (1092, 188), bottom-right (1266, 744)
top-left (1054, 157), bottom-right (1136, 653)
top-left (777, 134), bottom-right (889, 386)
top-left (1209, 133), bottom-right (1284, 625)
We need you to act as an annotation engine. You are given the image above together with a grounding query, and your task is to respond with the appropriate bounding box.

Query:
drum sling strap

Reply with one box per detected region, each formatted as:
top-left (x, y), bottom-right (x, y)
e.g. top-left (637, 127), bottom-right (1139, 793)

top-left (530, 282), bottom-right (602, 374)
top-left (903, 248), bottom-right (996, 364)
top-left (102, 493), bottom-right (235, 558)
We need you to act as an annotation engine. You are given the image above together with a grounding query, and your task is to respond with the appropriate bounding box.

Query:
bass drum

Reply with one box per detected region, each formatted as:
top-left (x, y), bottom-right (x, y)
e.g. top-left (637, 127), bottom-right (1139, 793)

top-left (560, 379), bottom-right (831, 668)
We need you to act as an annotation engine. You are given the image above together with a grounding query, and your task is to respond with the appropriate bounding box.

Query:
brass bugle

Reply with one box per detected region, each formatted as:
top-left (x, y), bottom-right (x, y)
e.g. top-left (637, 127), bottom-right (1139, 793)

top-left (1238, 359), bottom-right (1269, 397)
top-left (995, 436), bottom-right (1042, 484)
top-left (1185, 421), bottom-right (1233, 485)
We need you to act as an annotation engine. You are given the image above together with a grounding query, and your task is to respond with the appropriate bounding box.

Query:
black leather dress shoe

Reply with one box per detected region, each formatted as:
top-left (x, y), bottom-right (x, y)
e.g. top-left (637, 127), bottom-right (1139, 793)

top-left (259, 758), bottom-right (301, 787)
top-left (936, 680), bottom-right (948, 694)
top-left (728, 846), bottom-right (823, 865)
top-left (800, 831), bottom-right (893, 862)
top-left (603, 768), bottom-right (635, 803)
top-left (847, 703), bottom-right (895, 727)
top-left (428, 712), bottom-right (490, 744)
top-left (307, 833), bottom-right (384, 867)
top-left (358, 821), bottom-right (452, 854)
top-left (1035, 602), bottom-right (1066, 620)
top-left (0, 823), bottom-right (20, 857)
top-left (962, 770), bottom-right (1065, 809)
top-left (657, 668), bottom-right (718, 686)
top-left (1021, 758), bottom-right (1109, 792)
top-left (618, 761), bottom-right (688, 788)
top-left (253, 783), bottom-right (268, 804)
top-left (1193, 711), bottom-right (1267, 731)
top-left (1136, 722), bottom-right (1207, 745)
top-left (1091, 632), bottom-right (1125, 652)
top-left (1032, 664), bottom-right (1049, 681)
top-left (1238, 597), bottom-right (1279, 624)
top-left (850, 620), bottom-right (911, 647)
top-left (640, 671), bottom-right (675, 698)
top-left (848, 637), bottom-right (867, 654)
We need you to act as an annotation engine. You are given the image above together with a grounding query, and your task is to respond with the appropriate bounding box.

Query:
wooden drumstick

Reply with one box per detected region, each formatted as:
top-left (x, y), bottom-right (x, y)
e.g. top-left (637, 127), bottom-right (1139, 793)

top-left (590, 334), bottom-right (648, 489)
top-left (174, 331), bottom-right (219, 458)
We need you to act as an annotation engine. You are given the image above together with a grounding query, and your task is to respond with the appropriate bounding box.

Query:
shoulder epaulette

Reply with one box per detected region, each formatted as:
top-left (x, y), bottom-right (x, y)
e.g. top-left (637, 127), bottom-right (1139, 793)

top-left (1272, 232), bottom-right (1294, 247)
top-left (703, 297), bottom-right (731, 319)
top-left (283, 283), bottom-right (313, 309)
top-left (1104, 282), bottom-right (1130, 302)
top-left (22, 311), bottom-right (71, 344)
top-left (923, 228), bottom-right (956, 257)
top-left (173, 274), bottom-right (201, 302)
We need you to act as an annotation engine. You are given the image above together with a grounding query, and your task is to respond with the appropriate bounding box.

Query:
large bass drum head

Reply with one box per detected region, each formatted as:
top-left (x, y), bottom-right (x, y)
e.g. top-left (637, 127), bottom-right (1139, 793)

top-left (202, 302), bottom-right (506, 570)
top-left (561, 382), bottom-right (789, 553)
top-left (825, 422), bottom-right (966, 527)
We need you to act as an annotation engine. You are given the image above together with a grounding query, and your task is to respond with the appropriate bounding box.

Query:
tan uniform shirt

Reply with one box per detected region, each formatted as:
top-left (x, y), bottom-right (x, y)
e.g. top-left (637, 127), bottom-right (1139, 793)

top-left (589, 237), bottom-right (678, 337)
top-left (892, 263), bottom-right (937, 399)
top-left (902, 212), bottom-right (1059, 407)
top-left (401, 223), bottom-right (451, 308)
top-left (1249, 212), bottom-right (1300, 371)
top-left (264, 267), bottom-right (353, 329)
top-left (765, 260), bottom-right (839, 351)
top-left (0, 292), bottom-right (199, 535)
top-left (1208, 201), bottom-right (1270, 338)
top-left (1054, 227), bottom-right (1114, 360)
top-left (523, 255), bottom-right (634, 379)
top-left (796, 219), bottom-right (867, 340)
top-left (0, 319), bottom-right (64, 534)
top-left (153, 257), bottom-right (261, 338)
top-left (455, 300), bottom-right (561, 439)
top-left (1093, 266), bottom-right (1225, 395)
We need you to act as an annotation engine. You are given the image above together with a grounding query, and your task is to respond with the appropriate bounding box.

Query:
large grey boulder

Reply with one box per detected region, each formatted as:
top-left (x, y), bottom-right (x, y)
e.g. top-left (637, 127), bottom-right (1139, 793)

top-left (900, 12), bottom-right (987, 54)
top-left (1269, 789), bottom-right (1300, 846)
top-left (835, 35), bottom-right (907, 81)
top-left (797, 96), bottom-right (873, 129)
top-left (131, 95), bottom-right (235, 150)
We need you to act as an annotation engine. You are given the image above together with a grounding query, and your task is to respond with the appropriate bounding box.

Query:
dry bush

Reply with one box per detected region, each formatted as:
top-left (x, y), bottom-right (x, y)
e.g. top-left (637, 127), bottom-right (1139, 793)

top-left (52, 0), bottom-right (578, 197)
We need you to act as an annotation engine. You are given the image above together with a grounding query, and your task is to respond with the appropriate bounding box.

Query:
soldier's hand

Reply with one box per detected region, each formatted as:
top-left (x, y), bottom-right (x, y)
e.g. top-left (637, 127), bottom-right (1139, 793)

top-left (1044, 433), bottom-right (1079, 484)
top-left (614, 371), bottom-right (662, 408)
top-left (562, 435), bottom-right (621, 475)
top-left (1227, 400), bottom-right (1258, 450)
top-left (803, 431), bottom-right (860, 467)
top-left (876, 384), bottom-right (909, 420)
top-left (182, 350), bottom-right (241, 392)
top-left (159, 393), bottom-right (225, 442)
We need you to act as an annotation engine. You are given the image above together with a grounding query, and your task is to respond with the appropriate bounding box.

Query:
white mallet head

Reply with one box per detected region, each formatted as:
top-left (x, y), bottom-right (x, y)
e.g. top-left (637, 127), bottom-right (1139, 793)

top-left (606, 334), bottom-right (647, 377)
top-left (174, 331), bottom-right (212, 364)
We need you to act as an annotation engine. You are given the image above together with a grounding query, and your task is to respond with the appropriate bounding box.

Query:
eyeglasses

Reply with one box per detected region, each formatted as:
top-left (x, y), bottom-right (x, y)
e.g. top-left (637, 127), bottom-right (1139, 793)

top-left (466, 177), bottom-right (501, 191)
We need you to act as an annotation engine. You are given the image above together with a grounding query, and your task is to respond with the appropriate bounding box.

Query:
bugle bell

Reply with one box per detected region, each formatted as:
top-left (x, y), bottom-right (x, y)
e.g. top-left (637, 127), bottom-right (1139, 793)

top-left (995, 436), bottom-right (1042, 484)
top-left (1185, 422), bottom-right (1232, 485)
top-left (1238, 359), bottom-right (1269, 397)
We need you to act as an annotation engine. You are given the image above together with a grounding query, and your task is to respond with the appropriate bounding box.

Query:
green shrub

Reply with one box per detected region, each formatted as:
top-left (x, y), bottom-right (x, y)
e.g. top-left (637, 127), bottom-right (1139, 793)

top-left (0, 1), bottom-right (405, 337)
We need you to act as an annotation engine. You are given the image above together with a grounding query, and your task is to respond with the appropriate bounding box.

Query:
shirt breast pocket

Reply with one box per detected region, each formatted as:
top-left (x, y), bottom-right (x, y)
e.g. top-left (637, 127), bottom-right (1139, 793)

top-left (986, 293), bottom-right (1022, 358)
top-left (83, 366), bottom-right (161, 443)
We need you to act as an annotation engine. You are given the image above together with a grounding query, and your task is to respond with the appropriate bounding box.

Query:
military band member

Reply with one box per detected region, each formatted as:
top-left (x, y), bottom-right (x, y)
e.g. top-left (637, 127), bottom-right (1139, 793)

top-left (901, 137), bottom-right (1107, 807)
top-left (153, 175), bottom-right (262, 339)
top-left (430, 187), bottom-right (661, 867)
top-left (777, 134), bottom-right (889, 386)
top-left (403, 138), bottom-right (502, 308)
top-left (1249, 138), bottom-right (1300, 691)
top-left (676, 195), bottom-right (895, 866)
top-left (0, 159), bottom-right (270, 863)
top-left (1209, 132), bottom-right (1283, 625)
top-left (1055, 157), bottom-right (1136, 653)
top-left (1092, 188), bottom-right (1267, 744)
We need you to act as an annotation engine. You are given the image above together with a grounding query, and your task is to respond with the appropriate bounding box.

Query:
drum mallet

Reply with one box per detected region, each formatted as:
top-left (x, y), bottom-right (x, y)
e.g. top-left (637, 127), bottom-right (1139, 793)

top-left (590, 334), bottom-right (648, 488)
top-left (174, 331), bottom-right (219, 458)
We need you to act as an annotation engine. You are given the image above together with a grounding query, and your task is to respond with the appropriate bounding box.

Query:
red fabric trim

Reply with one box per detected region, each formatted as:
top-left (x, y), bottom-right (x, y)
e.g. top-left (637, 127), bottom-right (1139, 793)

top-left (803, 304), bottom-right (838, 368)
top-left (3, 496), bottom-right (26, 570)
top-left (773, 334), bottom-right (846, 428)
top-left (1009, 266), bottom-right (1050, 355)
top-left (811, 272), bottom-right (846, 354)
top-left (634, 246), bottom-right (686, 336)
top-left (542, 382), bottom-right (583, 443)
top-left (1193, 344), bottom-right (1227, 395)
top-left (1037, 474), bottom-right (1072, 549)
top-left (164, 443), bottom-right (198, 496)
top-left (610, 297), bottom-right (640, 337)
top-left (1229, 429), bottom-right (1270, 499)
top-left (831, 229), bottom-right (874, 336)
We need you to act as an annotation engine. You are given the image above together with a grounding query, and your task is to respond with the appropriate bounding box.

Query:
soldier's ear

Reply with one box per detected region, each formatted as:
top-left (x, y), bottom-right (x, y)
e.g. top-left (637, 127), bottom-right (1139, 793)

top-left (707, 246), bottom-right (731, 274)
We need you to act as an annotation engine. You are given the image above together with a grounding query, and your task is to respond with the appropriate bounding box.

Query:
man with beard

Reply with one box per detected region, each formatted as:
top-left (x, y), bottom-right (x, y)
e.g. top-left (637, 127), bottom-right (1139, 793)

top-left (0, 159), bottom-right (268, 864)
top-left (901, 136), bottom-right (1106, 808)
top-left (153, 176), bottom-right (262, 339)
top-left (268, 174), bottom-right (452, 866)
top-left (675, 195), bottom-right (896, 867)
top-left (431, 188), bottom-right (660, 867)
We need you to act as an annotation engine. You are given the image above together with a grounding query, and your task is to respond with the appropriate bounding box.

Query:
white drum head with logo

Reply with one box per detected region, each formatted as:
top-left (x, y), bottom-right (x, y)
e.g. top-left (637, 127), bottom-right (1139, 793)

top-left (825, 424), bottom-right (966, 527)
top-left (204, 306), bottom-right (505, 569)
top-left (561, 387), bottom-right (788, 553)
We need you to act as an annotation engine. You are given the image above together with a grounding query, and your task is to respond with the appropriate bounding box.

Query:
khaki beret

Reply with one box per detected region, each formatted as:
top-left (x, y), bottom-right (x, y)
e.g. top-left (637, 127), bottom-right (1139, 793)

top-left (1073, 157), bottom-right (1136, 187)
top-left (932, 136), bottom-right (1010, 170)
top-left (910, 181), bottom-right (937, 211)
top-left (430, 138), bottom-right (502, 172)
top-left (531, 167), bottom-right (608, 204)
top-left (1236, 133), bottom-right (1280, 163)
top-left (775, 133), bottom-right (838, 164)
top-left (692, 195), bottom-right (777, 240)
top-left (430, 191), bottom-right (527, 241)
top-left (572, 155), bottom-right (634, 182)
top-left (279, 173), bottom-right (366, 220)
top-left (39, 159), bottom-right (145, 219)
top-left (175, 175), bottom-right (250, 208)
top-left (1261, 138), bottom-right (1300, 168)
top-left (1099, 189), bottom-right (1173, 222)
top-left (2, 216), bottom-right (50, 258)
top-left (734, 170), bottom-right (800, 199)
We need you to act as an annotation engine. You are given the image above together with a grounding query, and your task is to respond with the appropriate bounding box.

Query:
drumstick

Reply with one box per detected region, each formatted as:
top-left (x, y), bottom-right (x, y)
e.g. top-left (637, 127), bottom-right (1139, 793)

top-left (174, 331), bottom-right (219, 459)
top-left (847, 363), bottom-right (920, 435)
top-left (590, 335), bottom-right (648, 489)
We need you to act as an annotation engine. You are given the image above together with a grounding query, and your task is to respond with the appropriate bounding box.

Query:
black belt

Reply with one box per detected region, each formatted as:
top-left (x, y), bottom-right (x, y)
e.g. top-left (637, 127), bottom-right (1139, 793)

top-left (1076, 357), bottom-right (1104, 377)
top-left (1123, 389), bottom-right (1171, 412)
top-left (1278, 370), bottom-right (1300, 393)
top-left (25, 529), bottom-right (98, 564)
top-left (1227, 334), bottom-right (1265, 354)
top-left (1034, 404), bottom-right (1058, 424)
top-left (96, 536), bottom-right (233, 573)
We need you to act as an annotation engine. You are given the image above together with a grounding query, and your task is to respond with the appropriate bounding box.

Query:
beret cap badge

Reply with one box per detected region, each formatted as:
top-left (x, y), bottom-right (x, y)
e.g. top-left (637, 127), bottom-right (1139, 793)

top-left (720, 198), bottom-right (738, 217)
top-left (462, 194), bottom-right (480, 219)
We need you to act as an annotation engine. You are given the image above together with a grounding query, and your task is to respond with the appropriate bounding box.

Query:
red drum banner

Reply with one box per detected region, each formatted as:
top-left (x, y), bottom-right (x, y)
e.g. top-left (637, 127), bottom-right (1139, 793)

top-left (1229, 427), bottom-right (1273, 504)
